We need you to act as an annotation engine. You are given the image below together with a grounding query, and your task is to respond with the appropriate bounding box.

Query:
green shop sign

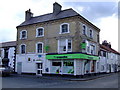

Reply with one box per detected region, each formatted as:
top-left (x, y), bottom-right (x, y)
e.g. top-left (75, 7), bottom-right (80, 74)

top-left (46, 53), bottom-right (99, 60)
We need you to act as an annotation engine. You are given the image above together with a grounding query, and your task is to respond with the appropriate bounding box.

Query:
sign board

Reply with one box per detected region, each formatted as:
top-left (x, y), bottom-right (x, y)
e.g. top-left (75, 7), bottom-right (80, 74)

top-left (46, 53), bottom-right (99, 60)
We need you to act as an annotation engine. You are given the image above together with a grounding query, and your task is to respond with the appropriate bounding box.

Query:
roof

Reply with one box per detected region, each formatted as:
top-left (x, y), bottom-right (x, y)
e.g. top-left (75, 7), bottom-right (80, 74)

top-left (100, 44), bottom-right (120, 55)
top-left (17, 8), bottom-right (100, 31)
top-left (17, 8), bottom-right (79, 27)
top-left (0, 41), bottom-right (16, 48)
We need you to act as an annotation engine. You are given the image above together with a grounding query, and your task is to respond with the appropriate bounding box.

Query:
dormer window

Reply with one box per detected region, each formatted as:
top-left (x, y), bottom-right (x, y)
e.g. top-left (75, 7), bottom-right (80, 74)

top-left (36, 27), bottom-right (44, 37)
top-left (60, 23), bottom-right (69, 34)
top-left (20, 30), bottom-right (27, 39)
top-left (82, 24), bottom-right (87, 35)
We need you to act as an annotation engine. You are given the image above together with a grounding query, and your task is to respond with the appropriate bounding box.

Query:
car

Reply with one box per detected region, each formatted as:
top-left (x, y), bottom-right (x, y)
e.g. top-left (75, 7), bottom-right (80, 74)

top-left (0, 65), bottom-right (13, 77)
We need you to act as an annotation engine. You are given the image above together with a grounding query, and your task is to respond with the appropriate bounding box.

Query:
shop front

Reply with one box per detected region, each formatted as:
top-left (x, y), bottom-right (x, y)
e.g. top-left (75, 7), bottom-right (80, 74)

top-left (46, 53), bottom-right (99, 76)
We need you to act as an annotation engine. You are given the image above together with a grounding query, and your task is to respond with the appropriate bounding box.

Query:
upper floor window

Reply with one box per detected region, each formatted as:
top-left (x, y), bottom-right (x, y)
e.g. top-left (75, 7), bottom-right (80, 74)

top-left (82, 24), bottom-right (87, 35)
top-left (20, 44), bottom-right (26, 54)
top-left (36, 27), bottom-right (44, 37)
top-left (58, 39), bottom-right (72, 53)
top-left (60, 23), bottom-right (69, 34)
top-left (90, 44), bottom-right (96, 55)
top-left (89, 29), bottom-right (93, 38)
top-left (20, 30), bottom-right (27, 39)
top-left (36, 42), bottom-right (43, 53)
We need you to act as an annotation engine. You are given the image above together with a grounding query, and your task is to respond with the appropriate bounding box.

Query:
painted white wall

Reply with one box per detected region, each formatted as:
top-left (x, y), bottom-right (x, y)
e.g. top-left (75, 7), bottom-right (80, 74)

top-left (16, 53), bottom-right (46, 74)
top-left (8, 47), bottom-right (15, 68)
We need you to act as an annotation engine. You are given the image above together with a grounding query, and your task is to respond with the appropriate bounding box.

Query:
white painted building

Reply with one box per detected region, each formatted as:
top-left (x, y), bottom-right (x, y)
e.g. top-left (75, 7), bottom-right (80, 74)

top-left (97, 41), bottom-right (120, 73)
top-left (0, 41), bottom-right (16, 71)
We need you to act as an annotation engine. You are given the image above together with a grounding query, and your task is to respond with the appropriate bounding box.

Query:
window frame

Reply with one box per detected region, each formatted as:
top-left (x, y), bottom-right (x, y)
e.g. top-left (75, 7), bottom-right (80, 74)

top-left (89, 29), bottom-right (93, 38)
top-left (20, 30), bottom-right (27, 39)
top-left (36, 42), bottom-right (44, 54)
top-left (58, 39), bottom-right (72, 53)
top-left (82, 24), bottom-right (87, 35)
top-left (20, 44), bottom-right (26, 54)
top-left (36, 27), bottom-right (44, 37)
top-left (60, 23), bottom-right (70, 34)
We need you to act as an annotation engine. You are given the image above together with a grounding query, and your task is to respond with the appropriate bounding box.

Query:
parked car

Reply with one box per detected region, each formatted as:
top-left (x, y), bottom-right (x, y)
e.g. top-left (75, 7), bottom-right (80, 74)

top-left (0, 65), bottom-right (13, 77)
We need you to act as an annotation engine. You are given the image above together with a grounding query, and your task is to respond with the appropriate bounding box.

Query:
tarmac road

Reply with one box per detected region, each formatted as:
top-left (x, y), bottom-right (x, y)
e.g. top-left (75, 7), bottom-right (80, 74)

top-left (1, 73), bottom-right (119, 88)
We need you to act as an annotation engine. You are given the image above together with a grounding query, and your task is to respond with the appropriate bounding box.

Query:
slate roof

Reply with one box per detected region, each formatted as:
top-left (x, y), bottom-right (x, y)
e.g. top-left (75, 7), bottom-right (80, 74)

top-left (17, 8), bottom-right (79, 27)
top-left (0, 41), bottom-right (16, 48)
top-left (100, 44), bottom-right (120, 55)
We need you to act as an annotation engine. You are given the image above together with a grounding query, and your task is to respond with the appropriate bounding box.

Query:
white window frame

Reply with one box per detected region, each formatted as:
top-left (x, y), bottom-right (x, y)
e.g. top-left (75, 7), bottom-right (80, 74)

top-left (36, 42), bottom-right (44, 54)
top-left (36, 27), bottom-right (44, 37)
top-left (20, 44), bottom-right (26, 54)
top-left (89, 29), bottom-right (93, 38)
top-left (20, 30), bottom-right (27, 39)
top-left (60, 23), bottom-right (70, 34)
top-left (82, 24), bottom-right (87, 35)
top-left (58, 39), bottom-right (72, 53)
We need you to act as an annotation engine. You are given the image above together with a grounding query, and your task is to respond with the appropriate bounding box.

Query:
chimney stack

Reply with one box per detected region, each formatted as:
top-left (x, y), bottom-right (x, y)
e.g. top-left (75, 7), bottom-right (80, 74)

top-left (53, 2), bottom-right (62, 15)
top-left (25, 9), bottom-right (33, 21)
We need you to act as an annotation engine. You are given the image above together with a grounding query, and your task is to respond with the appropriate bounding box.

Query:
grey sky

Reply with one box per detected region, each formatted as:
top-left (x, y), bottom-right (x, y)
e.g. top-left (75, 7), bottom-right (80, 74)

top-left (0, 0), bottom-right (118, 51)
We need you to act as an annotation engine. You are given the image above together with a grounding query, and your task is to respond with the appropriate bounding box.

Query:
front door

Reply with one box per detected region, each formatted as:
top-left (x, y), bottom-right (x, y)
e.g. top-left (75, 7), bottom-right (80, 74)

top-left (36, 63), bottom-right (42, 76)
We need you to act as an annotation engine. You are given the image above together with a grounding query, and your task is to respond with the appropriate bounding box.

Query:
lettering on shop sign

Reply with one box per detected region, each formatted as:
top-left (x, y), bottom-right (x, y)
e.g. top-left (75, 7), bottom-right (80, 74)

top-left (54, 56), bottom-right (68, 59)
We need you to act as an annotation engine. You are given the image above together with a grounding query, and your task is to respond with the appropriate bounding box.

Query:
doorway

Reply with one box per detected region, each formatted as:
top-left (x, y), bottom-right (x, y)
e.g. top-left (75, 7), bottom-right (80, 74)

top-left (36, 63), bottom-right (43, 76)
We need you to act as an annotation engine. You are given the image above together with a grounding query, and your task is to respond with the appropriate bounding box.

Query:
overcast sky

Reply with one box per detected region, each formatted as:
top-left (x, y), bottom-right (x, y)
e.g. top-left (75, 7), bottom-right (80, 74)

top-left (0, 0), bottom-right (118, 51)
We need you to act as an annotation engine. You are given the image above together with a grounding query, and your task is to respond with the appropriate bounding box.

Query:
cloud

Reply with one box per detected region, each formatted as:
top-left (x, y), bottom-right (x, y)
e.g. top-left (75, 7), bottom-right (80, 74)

top-left (63, 2), bottom-right (118, 22)
top-left (98, 14), bottom-right (118, 50)
top-left (0, 0), bottom-right (118, 51)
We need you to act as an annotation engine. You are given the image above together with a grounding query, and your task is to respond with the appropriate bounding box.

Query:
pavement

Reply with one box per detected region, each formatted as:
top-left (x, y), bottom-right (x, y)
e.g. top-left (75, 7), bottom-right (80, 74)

top-left (10, 72), bottom-right (117, 81)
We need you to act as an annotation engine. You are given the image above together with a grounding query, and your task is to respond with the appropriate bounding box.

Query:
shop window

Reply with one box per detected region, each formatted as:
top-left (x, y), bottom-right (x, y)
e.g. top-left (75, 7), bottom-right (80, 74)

top-left (52, 62), bottom-right (61, 66)
top-left (63, 61), bottom-right (74, 66)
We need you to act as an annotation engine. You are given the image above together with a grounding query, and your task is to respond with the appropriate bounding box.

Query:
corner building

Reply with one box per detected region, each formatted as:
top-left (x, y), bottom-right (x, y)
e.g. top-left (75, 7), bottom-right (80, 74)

top-left (16, 2), bottom-right (100, 76)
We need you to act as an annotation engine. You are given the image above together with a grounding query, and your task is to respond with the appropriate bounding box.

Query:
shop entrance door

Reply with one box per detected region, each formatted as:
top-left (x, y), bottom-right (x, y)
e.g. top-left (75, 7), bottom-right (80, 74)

top-left (36, 63), bottom-right (42, 76)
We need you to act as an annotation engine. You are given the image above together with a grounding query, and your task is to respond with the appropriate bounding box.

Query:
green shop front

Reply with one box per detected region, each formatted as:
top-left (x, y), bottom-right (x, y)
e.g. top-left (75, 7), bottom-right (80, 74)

top-left (46, 53), bottom-right (99, 76)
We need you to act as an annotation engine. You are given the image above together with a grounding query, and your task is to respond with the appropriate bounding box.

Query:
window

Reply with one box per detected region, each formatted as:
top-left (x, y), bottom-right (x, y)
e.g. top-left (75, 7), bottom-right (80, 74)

top-left (97, 34), bottom-right (99, 42)
top-left (36, 42), bottom-right (43, 53)
top-left (63, 61), bottom-right (74, 66)
top-left (60, 23), bottom-right (69, 34)
top-left (20, 30), bottom-right (27, 39)
top-left (20, 44), bottom-right (26, 54)
top-left (36, 27), bottom-right (44, 37)
top-left (103, 51), bottom-right (106, 57)
top-left (82, 25), bottom-right (87, 35)
top-left (68, 40), bottom-right (72, 52)
top-left (52, 62), bottom-right (61, 66)
top-left (58, 39), bottom-right (72, 53)
top-left (89, 29), bottom-right (93, 38)
top-left (90, 45), bottom-right (96, 55)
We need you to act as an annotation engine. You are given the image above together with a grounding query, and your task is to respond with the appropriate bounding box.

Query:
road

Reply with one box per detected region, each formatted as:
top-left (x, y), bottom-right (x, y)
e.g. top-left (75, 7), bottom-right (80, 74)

top-left (1, 73), bottom-right (119, 88)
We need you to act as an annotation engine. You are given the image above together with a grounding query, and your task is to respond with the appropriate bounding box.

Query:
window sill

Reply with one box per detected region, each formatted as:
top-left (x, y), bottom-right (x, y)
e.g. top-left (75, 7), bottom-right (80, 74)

top-left (20, 38), bottom-right (27, 40)
top-left (59, 32), bottom-right (70, 34)
top-left (36, 35), bottom-right (44, 38)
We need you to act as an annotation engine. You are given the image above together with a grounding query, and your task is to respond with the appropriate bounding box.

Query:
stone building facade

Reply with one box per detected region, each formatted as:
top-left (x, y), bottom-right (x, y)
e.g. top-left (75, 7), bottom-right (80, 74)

top-left (16, 2), bottom-right (100, 76)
